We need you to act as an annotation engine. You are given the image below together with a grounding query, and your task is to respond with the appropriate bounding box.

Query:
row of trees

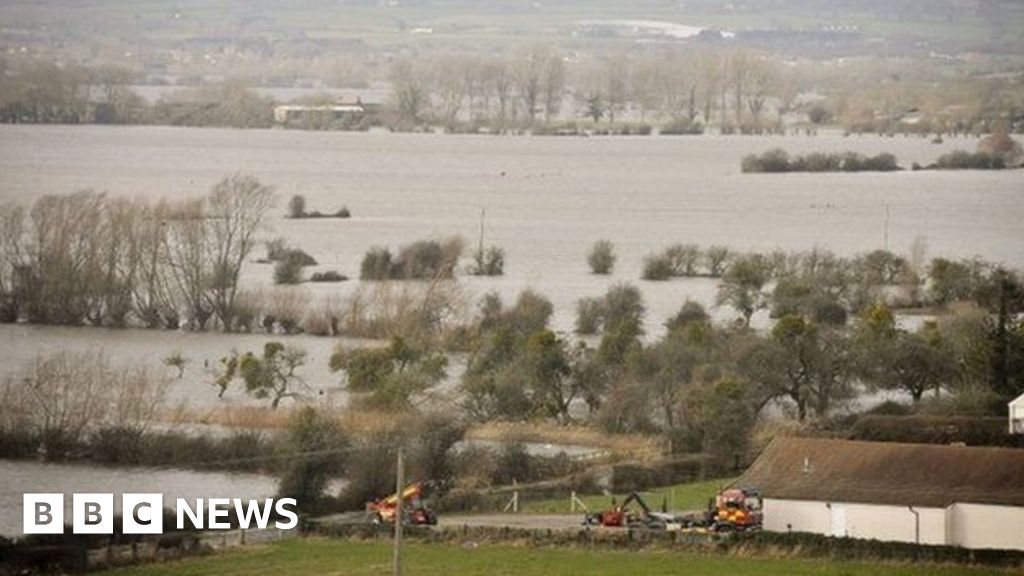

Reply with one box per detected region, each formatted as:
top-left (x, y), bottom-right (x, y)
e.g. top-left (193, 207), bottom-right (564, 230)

top-left (388, 47), bottom-right (799, 133)
top-left (0, 174), bottom-right (274, 330)
top-left (3, 51), bottom-right (1022, 135)
top-left (446, 272), bottom-right (1021, 462)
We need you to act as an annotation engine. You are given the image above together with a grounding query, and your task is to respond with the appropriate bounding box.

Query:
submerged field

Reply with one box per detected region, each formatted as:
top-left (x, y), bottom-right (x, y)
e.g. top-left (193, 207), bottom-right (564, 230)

top-left (104, 538), bottom-right (1013, 576)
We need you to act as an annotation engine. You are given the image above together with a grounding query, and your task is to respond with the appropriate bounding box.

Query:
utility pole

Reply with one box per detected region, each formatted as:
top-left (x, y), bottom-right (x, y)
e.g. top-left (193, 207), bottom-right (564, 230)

top-left (477, 207), bottom-right (486, 269)
top-left (883, 202), bottom-right (890, 251)
top-left (393, 447), bottom-right (404, 576)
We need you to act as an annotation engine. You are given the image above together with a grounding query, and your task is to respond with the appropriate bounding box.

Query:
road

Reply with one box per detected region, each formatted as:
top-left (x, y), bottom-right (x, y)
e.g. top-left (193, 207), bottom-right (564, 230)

top-left (438, 514), bottom-right (585, 530)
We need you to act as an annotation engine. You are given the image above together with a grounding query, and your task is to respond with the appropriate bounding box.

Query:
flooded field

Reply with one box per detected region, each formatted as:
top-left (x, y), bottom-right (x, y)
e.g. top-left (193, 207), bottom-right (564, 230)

top-left (0, 125), bottom-right (1021, 405)
top-left (0, 460), bottom-right (277, 537)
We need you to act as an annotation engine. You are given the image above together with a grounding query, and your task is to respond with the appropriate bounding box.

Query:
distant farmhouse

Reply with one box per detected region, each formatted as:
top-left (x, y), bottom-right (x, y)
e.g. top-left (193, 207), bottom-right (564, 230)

top-left (273, 96), bottom-right (365, 125)
top-left (1011, 393), bottom-right (1024, 434)
top-left (734, 437), bottom-right (1024, 551)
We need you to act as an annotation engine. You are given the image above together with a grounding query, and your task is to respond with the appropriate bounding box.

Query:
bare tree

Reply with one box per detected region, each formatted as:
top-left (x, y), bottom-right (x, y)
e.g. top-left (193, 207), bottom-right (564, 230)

top-left (205, 174), bottom-right (275, 331)
top-left (390, 57), bottom-right (428, 125)
top-left (515, 46), bottom-right (550, 122)
top-left (434, 54), bottom-right (469, 128)
top-left (161, 198), bottom-right (214, 330)
top-left (0, 202), bottom-right (26, 322)
top-left (542, 52), bottom-right (566, 122)
top-left (486, 57), bottom-right (515, 128)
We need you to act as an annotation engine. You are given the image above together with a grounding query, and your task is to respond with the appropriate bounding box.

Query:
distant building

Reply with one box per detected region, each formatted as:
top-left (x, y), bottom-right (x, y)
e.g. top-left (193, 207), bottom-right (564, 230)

top-left (733, 437), bottom-right (1024, 550)
top-left (1011, 393), bottom-right (1024, 434)
top-left (273, 97), bottom-right (365, 124)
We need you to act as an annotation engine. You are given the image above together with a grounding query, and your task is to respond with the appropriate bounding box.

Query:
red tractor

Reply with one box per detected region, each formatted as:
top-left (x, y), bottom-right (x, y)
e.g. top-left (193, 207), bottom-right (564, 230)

top-left (366, 481), bottom-right (441, 526)
top-left (583, 492), bottom-right (675, 530)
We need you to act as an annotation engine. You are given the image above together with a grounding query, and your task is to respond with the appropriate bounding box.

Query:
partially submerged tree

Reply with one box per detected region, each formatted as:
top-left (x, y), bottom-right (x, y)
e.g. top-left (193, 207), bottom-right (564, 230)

top-left (214, 342), bottom-right (308, 408)
top-left (587, 240), bottom-right (616, 275)
top-left (206, 174), bottom-right (276, 330)
top-left (716, 255), bottom-right (771, 327)
top-left (329, 337), bottom-right (447, 410)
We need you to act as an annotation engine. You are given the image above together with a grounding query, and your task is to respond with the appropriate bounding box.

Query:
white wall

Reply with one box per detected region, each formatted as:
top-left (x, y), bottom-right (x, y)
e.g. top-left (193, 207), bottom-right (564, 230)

top-left (767, 498), bottom-right (1024, 551)
top-left (765, 499), bottom-right (945, 545)
top-left (947, 504), bottom-right (1024, 551)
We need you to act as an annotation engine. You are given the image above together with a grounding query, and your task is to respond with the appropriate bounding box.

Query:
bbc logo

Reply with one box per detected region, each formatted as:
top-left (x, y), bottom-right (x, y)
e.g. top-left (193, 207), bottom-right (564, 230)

top-left (24, 493), bottom-right (164, 535)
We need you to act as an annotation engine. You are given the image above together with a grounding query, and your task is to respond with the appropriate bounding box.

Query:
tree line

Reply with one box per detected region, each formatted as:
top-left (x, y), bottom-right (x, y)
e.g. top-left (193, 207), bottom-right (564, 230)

top-left (5, 50), bottom-right (1021, 135)
top-left (0, 174), bottom-right (274, 330)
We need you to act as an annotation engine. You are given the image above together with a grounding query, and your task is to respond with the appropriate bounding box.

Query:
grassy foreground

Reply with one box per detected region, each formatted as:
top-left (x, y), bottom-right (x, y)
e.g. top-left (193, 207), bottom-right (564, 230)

top-left (106, 538), bottom-right (1011, 576)
top-left (521, 478), bottom-right (732, 514)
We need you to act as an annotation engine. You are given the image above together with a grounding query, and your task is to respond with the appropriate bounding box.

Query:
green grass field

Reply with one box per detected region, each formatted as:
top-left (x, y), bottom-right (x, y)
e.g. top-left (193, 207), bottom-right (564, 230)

top-left (105, 538), bottom-right (1012, 576)
top-left (520, 478), bottom-right (732, 515)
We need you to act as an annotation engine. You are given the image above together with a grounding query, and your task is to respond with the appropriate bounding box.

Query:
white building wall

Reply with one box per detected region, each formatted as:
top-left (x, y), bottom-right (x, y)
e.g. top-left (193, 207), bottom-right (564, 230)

top-left (765, 499), bottom-right (945, 545)
top-left (947, 504), bottom-right (1024, 551)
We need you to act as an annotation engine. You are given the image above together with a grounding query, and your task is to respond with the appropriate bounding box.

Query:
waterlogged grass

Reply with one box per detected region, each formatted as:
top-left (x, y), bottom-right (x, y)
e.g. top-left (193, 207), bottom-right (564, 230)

top-left (521, 478), bottom-right (733, 515)
top-left (106, 538), bottom-right (1011, 576)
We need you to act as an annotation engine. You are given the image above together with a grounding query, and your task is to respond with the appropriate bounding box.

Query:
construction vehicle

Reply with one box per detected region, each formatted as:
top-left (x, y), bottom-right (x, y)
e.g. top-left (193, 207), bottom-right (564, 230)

top-left (583, 486), bottom-right (762, 532)
top-left (366, 481), bottom-right (442, 526)
top-left (706, 487), bottom-right (762, 532)
top-left (582, 492), bottom-right (677, 530)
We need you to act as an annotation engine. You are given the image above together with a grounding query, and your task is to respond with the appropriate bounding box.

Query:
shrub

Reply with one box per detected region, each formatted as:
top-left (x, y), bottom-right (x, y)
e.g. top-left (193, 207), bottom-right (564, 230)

top-left (665, 300), bottom-right (709, 332)
top-left (587, 240), bottom-right (616, 275)
top-left (791, 152), bottom-right (841, 172)
top-left (339, 281), bottom-right (469, 345)
top-left (642, 253), bottom-right (674, 281)
top-left (705, 245), bottom-right (731, 277)
top-left (665, 243), bottom-right (701, 276)
top-left (660, 120), bottom-right (704, 135)
top-left (288, 194), bottom-right (306, 218)
top-left (276, 407), bottom-right (347, 511)
top-left (335, 206), bottom-right (352, 218)
top-left (575, 297), bottom-right (604, 334)
top-left (929, 150), bottom-right (1007, 170)
top-left (274, 251), bottom-right (310, 285)
top-left (265, 237), bottom-right (289, 261)
top-left (742, 150), bottom-right (902, 173)
top-left (309, 270), bottom-right (348, 283)
top-left (362, 238), bottom-right (465, 281)
top-left (273, 257), bottom-right (300, 285)
top-left (398, 238), bottom-right (463, 279)
top-left (264, 287), bottom-right (309, 334)
top-left (741, 148), bottom-right (790, 173)
top-left (469, 246), bottom-right (505, 276)
top-left (360, 247), bottom-right (394, 280)
top-left (862, 152), bottom-right (900, 171)
top-left (302, 294), bottom-right (344, 336)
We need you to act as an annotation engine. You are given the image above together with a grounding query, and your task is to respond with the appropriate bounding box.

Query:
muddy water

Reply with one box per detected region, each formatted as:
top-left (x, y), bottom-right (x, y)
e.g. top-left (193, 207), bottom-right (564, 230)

top-left (0, 125), bottom-right (1021, 405)
top-left (0, 459), bottom-right (278, 537)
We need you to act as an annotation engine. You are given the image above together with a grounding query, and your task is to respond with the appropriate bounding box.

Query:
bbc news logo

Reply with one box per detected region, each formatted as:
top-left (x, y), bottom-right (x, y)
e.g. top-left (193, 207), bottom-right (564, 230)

top-left (24, 494), bottom-right (298, 534)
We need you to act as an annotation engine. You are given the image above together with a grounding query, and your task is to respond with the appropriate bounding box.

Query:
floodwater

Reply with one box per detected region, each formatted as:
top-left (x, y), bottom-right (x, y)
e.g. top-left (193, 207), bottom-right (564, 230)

top-left (0, 125), bottom-right (1021, 407)
top-left (0, 459), bottom-right (277, 537)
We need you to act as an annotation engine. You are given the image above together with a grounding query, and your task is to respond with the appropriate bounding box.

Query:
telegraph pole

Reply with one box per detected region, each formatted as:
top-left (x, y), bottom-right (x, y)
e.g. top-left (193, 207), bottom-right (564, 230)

top-left (883, 202), bottom-right (890, 251)
top-left (393, 447), bottom-right (404, 576)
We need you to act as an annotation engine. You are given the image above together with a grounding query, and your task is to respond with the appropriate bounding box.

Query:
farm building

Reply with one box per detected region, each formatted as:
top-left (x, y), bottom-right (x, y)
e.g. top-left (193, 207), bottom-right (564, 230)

top-left (273, 97), bottom-right (365, 124)
top-left (1011, 392), bottom-right (1024, 434)
top-left (734, 437), bottom-right (1024, 551)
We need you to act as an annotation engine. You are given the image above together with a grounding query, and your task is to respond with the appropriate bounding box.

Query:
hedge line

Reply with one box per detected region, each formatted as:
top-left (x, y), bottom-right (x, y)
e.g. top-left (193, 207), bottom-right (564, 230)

top-left (848, 415), bottom-right (1024, 448)
top-left (307, 523), bottom-right (1024, 569)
